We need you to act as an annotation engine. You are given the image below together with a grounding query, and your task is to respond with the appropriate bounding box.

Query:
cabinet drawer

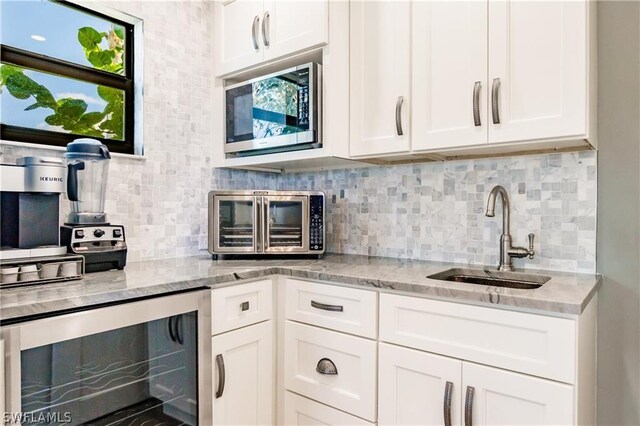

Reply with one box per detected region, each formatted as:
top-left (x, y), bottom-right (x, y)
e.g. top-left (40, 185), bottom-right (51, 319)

top-left (284, 321), bottom-right (377, 421)
top-left (284, 392), bottom-right (374, 426)
top-left (285, 278), bottom-right (378, 338)
top-left (379, 293), bottom-right (576, 384)
top-left (212, 279), bottom-right (273, 335)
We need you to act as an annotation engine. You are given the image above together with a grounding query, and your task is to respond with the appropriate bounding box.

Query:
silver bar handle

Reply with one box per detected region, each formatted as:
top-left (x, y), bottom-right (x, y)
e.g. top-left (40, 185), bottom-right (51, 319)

top-left (251, 15), bottom-right (260, 51)
top-left (473, 81), bottom-right (482, 127)
top-left (464, 386), bottom-right (474, 426)
top-left (444, 381), bottom-right (454, 426)
top-left (395, 96), bottom-right (404, 136)
top-left (262, 11), bottom-right (270, 47)
top-left (255, 198), bottom-right (262, 253)
top-left (491, 78), bottom-right (501, 124)
top-left (215, 354), bottom-right (225, 398)
top-left (311, 300), bottom-right (343, 312)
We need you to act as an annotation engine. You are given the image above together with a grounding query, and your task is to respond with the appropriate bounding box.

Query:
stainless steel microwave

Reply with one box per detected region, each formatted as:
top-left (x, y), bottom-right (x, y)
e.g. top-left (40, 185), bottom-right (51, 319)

top-left (224, 63), bottom-right (321, 156)
top-left (208, 190), bottom-right (325, 257)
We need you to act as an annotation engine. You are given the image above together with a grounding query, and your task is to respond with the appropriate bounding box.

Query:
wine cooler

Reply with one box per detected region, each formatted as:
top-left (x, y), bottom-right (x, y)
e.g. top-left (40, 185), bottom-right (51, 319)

top-left (1, 291), bottom-right (212, 425)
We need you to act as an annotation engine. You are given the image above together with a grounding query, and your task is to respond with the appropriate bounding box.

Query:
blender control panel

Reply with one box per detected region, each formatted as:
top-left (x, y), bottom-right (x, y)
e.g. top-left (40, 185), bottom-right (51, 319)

top-left (63, 225), bottom-right (126, 253)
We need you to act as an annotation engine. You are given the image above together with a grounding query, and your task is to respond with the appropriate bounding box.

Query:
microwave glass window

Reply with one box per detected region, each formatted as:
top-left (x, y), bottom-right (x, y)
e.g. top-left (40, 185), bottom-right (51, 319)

top-left (20, 313), bottom-right (198, 425)
top-left (267, 201), bottom-right (303, 248)
top-left (218, 200), bottom-right (254, 248)
top-left (226, 68), bottom-right (311, 143)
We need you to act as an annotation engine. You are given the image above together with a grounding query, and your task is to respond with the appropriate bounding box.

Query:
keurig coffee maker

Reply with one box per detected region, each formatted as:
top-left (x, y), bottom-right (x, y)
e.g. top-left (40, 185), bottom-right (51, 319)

top-left (60, 139), bottom-right (127, 272)
top-left (1, 156), bottom-right (68, 259)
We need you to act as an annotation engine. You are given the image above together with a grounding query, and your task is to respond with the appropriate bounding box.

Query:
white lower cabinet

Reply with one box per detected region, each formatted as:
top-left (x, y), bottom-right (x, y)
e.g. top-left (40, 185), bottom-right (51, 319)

top-left (378, 342), bottom-right (574, 426)
top-left (463, 363), bottom-right (573, 426)
top-left (212, 320), bottom-right (274, 425)
top-left (378, 343), bottom-right (462, 426)
top-left (284, 321), bottom-right (377, 422)
top-left (284, 391), bottom-right (374, 426)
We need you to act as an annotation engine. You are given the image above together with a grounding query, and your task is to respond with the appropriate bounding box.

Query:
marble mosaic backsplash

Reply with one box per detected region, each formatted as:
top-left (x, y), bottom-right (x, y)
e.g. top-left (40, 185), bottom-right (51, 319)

top-left (213, 151), bottom-right (597, 274)
top-left (0, 0), bottom-right (597, 273)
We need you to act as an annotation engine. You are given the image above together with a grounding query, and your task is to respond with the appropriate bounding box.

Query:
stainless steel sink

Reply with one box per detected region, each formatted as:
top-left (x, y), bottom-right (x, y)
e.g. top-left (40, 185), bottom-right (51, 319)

top-left (427, 268), bottom-right (551, 290)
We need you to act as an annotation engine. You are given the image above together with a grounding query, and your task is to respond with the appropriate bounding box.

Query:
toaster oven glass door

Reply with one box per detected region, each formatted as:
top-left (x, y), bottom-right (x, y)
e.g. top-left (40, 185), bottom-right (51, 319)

top-left (263, 196), bottom-right (309, 253)
top-left (214, 196), bottom-right (258, 253)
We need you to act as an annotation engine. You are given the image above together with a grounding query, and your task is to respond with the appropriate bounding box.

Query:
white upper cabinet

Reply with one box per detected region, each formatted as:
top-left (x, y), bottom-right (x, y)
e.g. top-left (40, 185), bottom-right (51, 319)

top-left (214, 0), bottom-right (328, 77)
top-left (412, 1), bottom-right (488, 151)
top-left (352, 0), bottom-right (594, 159)
top-left (214, 0), bottom-right (265, 76)
top-left (349, 1), bottom-right (412, 157)
top-left (488, 0), bottom-right (590, 144)
top-left (262, 0), bottom-right (328, 61)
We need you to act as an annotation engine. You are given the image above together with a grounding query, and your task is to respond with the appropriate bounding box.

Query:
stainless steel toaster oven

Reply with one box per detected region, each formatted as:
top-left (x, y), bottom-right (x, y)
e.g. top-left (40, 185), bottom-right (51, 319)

top-left (208, 190), bottom-right (325, 257)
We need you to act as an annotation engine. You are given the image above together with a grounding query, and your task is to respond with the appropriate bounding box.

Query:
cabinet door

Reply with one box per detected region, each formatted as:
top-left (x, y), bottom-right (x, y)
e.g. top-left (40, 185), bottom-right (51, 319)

top-left (462, 363), bottom-right (573, 426)
top-left (412, 1), bottom-right (488, 151)
top-left (262, 0), bottom-right (328, 61)
top-left (350, 1), bottom-right (411, 157)
top-left (488, 0), bottom-right (588, 143)
top-left (379, 343), bottom-right (462, 426)
top-left (214, 0), bottom-right (264, 76)
top-left (212, 321), bottom-right (273, 425)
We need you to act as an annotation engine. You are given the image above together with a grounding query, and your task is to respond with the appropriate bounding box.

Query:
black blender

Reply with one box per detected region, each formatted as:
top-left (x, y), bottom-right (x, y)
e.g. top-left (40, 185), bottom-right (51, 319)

top-left (60, 139), bottom-right (127, 272)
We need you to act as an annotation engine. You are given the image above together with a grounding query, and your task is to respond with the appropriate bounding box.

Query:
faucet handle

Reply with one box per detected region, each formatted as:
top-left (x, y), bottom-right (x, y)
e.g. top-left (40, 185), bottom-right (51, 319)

top-left (527, 233), bottom-right (535, 259)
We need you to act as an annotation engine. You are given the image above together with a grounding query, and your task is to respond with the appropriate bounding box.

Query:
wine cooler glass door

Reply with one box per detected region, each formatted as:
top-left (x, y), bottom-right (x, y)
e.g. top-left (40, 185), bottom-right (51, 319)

top-left (1, 291), bottom-right (212, 426)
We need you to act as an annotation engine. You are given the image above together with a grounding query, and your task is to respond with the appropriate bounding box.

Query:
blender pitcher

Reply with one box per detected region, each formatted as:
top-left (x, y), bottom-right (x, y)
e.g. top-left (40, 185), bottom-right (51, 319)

top-left (64, 139), bottom-right (111, 224)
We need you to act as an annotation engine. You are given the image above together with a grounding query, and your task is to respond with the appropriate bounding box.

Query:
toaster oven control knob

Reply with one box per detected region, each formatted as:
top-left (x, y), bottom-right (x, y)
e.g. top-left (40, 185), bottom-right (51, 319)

top-left (94, 229), bottom-right (105, 238)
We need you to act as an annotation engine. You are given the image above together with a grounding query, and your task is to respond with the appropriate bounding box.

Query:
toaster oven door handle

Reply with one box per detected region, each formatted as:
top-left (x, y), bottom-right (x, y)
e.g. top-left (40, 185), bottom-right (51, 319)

top-left (255, 197), bottom-right (263, 253)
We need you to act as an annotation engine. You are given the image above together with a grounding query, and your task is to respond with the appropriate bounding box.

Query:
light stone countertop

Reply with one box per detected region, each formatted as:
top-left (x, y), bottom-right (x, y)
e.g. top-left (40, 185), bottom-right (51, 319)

top-left (0, 253), bottom-right (602, 324)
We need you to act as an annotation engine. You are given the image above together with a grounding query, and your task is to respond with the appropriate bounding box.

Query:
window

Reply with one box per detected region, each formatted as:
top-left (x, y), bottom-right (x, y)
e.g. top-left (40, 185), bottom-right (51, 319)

top-left (0, 0), bottom-right (138, 154)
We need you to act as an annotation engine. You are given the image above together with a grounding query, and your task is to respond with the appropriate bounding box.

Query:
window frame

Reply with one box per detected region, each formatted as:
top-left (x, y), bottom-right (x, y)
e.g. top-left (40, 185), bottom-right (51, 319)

top-left (0, 0), bottom-right (136, 155)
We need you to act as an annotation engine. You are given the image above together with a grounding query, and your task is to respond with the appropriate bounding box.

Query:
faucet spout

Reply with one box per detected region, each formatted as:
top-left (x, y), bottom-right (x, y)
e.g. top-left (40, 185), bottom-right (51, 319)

top-left (485, 185), bottom-right (510, 236)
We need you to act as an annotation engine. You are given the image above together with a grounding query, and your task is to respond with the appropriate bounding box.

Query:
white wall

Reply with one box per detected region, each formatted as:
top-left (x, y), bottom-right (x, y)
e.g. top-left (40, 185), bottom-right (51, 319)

top-left (596, 1), bottom-right (640, 424)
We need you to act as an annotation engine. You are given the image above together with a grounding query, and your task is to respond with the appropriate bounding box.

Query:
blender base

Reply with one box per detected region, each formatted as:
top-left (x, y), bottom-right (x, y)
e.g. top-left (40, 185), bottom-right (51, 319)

top-left (61, 224), bottom-right (127, 273)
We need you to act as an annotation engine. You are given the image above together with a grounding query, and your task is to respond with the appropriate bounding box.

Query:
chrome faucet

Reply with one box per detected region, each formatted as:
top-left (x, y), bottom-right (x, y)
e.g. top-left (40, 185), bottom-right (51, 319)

top-left (485, 185), bottom-right (535, 271)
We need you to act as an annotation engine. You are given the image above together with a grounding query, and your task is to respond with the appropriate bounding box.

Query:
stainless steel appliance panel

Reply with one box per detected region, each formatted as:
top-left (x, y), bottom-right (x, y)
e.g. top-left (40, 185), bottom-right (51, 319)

top-left (1, 290), bottom-right (212, 425)
top-left (224, 63), bottom-right (321, 156)
top-left (208, 190), bottom-right (324, 256)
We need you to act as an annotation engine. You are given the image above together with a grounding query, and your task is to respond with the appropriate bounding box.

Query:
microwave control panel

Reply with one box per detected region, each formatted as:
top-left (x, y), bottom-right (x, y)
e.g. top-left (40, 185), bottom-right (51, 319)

top-left (309, 195), bottom-right (324, 251)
